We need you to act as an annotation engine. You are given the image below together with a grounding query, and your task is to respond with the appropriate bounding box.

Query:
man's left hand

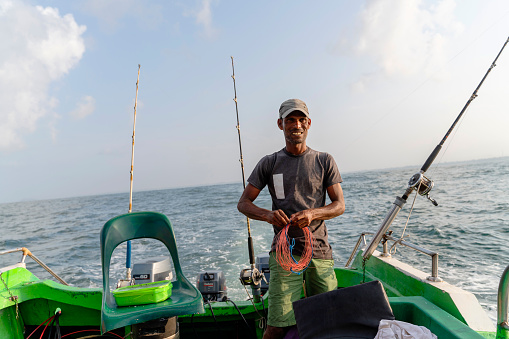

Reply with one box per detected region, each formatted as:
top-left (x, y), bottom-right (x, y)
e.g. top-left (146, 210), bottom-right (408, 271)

top-left (289, 210), bottom-right (314, 228)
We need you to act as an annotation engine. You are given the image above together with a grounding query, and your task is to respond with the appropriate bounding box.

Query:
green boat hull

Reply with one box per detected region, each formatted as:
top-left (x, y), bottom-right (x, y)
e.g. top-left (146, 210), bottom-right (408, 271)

top-left (0, 248), bottom-right (499, 339)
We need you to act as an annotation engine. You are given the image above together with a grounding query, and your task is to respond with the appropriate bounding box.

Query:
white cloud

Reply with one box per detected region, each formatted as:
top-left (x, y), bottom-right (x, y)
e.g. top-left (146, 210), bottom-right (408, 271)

top-left (349, 0), bottom-right (463, 84)
top-left (0, 1), bottom-right (86, 150)
top-left (193, 0), bottom-right (218, 40)
top-left (0, 0), bottom-right (12, 14)
top-left (79, 0), bottom-right (163, 32)
top-left (71, 95), bottom-right (95, 119)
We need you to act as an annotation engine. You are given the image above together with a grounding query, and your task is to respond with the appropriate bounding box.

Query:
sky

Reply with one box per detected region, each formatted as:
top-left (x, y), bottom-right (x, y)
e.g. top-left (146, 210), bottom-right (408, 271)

top-left (1, 0), bottom-right (509, 204)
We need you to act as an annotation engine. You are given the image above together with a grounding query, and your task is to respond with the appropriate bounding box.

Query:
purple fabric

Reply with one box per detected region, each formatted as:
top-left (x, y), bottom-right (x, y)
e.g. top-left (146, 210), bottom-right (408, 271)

top-left (284, 326), bottom-right (300, 339)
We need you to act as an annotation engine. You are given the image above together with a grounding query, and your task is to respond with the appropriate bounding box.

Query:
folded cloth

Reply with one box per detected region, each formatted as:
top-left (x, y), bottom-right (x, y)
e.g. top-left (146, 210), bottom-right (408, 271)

top-left (374, 319), bottom-right (437, 339)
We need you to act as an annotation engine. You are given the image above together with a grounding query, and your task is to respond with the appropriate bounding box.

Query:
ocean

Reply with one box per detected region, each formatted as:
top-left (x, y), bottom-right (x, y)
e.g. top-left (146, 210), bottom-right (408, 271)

top-left (1, 156), bottom-right (508, 324)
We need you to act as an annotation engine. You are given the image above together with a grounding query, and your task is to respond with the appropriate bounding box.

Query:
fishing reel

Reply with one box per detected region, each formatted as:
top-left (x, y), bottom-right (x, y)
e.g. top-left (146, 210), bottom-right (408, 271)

top-left (240, 267), bottom-right (266, 287)
top-left (408, 172), bottom-right (438, 206)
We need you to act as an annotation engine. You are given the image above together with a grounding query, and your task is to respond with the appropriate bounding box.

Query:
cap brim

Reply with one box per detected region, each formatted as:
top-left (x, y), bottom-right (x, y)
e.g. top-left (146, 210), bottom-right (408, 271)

top-left (280, 108), bottom-right (309, 119)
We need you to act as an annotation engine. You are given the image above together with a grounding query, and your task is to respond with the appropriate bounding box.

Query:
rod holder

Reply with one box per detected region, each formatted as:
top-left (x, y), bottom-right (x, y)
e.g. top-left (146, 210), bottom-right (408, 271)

top-left (363, 196), bottom-right (406, 260)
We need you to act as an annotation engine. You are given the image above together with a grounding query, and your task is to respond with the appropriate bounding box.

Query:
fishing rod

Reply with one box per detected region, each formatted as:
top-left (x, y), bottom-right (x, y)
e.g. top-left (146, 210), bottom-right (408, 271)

top-left (129, 64), bottom-right (141, 214)
top-left (121, 64), bottom-right (141, 286)
top-left (363, 35), bottom-right (509, 261)
top-left (230, 57), bottom-right (264, 299)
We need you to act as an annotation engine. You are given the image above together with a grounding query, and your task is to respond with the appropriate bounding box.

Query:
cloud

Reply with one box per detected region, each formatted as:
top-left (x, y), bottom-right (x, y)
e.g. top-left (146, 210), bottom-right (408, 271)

top-left (78, 0), bottom-right (163, 32)
top-left (0, 1), bottom-right (86, 150)
top-left (346, 0), bottom-right (463, 85)
top-left (71, 95), bottom-right (96, 119)
top-left (192, 0), bottom-right (218, 40)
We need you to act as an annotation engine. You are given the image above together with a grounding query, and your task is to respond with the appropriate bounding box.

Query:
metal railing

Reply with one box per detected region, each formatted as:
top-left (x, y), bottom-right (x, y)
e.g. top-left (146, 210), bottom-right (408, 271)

top-left (344, 232), bottom-right (371, 268)
top-left (0, 247), bottom-right (68, 285)
top-left (345, 232), bottom-right (442, 282)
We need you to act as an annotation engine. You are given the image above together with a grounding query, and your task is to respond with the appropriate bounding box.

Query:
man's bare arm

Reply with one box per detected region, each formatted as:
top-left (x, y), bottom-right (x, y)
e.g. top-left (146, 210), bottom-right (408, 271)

top-left (289, 183), bottom-right (345, 228)
top-left (237, 183), bottom-right (290, 228)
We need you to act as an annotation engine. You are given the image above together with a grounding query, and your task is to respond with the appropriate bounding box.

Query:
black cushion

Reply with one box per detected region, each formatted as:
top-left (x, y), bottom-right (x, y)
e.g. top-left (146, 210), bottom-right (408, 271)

top-left (293, 280), bottom-right (395, 339)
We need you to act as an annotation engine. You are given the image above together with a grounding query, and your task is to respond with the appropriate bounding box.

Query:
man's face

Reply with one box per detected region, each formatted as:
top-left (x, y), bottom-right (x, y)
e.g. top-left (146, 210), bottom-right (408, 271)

top-left (278, 111), bottom-right (311, 145)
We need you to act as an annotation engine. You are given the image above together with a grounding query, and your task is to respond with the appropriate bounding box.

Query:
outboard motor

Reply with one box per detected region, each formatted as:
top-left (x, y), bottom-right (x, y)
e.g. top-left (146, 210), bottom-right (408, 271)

top-left (197, 270), bottom-right (227, 301)
top-left (132, 256), bottom-right (173, 284)
top-left (131, 256), bottom-right (178, 339)
top-left (255, 253), bottom-right (270, 295)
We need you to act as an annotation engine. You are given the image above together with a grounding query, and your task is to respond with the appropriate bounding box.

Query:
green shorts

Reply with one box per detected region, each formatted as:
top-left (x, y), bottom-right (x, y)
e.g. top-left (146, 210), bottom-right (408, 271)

top-left (267, 252), bottom-right (336, 327)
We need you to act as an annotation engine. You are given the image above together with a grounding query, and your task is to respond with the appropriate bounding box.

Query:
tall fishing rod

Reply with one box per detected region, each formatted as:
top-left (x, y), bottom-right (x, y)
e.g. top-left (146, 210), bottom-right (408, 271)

top-left (123, 64), bottom-right (141, 285)
top-left (230, 57), bottom-right (264, 299)
top-left (363, 35), bottom-right (509, 261)
top-left (231, 57), bottom-right (254, 265)
top-left (129, 64), bottom-right (141, 214)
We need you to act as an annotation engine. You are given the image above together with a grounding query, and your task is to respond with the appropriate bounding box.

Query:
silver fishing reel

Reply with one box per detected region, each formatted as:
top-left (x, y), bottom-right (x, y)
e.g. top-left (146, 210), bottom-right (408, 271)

top-left (240, 267), bottom-right (265, 286)
top-left (408, 172), bottom-right (438, 206)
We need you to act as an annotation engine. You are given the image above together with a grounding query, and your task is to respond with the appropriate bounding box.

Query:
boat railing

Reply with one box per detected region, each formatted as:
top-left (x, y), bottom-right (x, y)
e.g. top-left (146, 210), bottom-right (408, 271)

top-left (345, 232), bottom-right (442, 282)
top-left (0, 247), bottom-right (68, 285)
top-left (344, 232), bottom-right (372, 268)
top-left (498, 264), bottom-right (509, 338)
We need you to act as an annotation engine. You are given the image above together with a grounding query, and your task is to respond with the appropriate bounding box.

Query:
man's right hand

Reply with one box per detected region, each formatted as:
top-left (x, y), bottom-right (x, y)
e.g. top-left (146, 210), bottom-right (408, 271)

top-left (239, 184), bottom-right (290, 227)
top-left (266, 209), bottom-right (290, 228)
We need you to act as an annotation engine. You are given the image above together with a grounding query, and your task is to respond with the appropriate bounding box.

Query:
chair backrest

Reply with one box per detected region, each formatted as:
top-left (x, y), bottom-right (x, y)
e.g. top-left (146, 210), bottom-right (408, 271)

top-left (100, 211), bottom-right (204, 333)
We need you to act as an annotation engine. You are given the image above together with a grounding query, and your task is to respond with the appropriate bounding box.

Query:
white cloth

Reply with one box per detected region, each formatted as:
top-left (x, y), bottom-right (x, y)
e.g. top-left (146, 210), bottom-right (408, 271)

top-left (374, 319), bottom-right (438, 339)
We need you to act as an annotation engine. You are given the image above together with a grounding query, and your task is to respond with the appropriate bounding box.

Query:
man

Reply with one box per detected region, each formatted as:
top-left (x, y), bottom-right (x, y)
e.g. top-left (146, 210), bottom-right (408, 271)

top-left (237, 98), bottom-right (345, 339)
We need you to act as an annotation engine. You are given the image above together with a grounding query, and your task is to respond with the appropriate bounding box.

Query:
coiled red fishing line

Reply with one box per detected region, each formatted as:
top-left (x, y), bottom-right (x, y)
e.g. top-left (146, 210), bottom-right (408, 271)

top-left (275, 224), bottom-right (314, 274)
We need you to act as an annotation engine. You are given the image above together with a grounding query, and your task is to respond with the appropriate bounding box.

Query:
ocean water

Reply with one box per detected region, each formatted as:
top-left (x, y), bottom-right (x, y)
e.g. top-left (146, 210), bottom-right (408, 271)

top-left (1, 156), bottom-right (508, 324)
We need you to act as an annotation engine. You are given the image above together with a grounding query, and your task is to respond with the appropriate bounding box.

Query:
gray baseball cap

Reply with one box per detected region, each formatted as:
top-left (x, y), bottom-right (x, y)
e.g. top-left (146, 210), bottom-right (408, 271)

top-left (279, 99), bottom-right (310, 119)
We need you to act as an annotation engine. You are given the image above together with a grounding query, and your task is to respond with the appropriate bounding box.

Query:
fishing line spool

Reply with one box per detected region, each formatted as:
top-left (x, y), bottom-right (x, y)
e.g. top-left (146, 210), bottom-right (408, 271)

top-left (239, 254), bottom-right (269, 298)
top-left (239, 266), bottom-right (265, 302)
top-left (239, 267), bottom-right (264, 286)
top-left (408, 172), bottom-right (438, 206)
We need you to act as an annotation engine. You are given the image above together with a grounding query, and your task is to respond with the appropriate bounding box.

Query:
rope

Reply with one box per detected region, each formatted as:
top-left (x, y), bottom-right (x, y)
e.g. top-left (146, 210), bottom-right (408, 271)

top-left (0, 272), bottom-right (19, 319)
top-left (275, 224), bottom-right (314, 274)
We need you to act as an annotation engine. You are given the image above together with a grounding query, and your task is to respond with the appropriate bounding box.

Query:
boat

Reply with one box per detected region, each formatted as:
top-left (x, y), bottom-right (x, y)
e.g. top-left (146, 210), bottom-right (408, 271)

top-left (0, 152), bottom-right (508, 338)
top-left (0, 220), bottom-right (508, 339)
top-left (1, 37), bottom-right (509, 339)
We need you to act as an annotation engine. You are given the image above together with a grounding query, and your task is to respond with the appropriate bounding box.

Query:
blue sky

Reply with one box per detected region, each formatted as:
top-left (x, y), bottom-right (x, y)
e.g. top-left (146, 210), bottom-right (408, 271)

top-left (1, 0), bottom-right (509, 203)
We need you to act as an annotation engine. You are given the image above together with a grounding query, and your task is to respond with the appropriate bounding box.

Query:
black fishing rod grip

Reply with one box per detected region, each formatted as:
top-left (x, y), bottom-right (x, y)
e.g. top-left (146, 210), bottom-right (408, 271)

top-left (421, 145), bottom-right (442, 173)
top-left (248, 237), bottom-right (255, 265)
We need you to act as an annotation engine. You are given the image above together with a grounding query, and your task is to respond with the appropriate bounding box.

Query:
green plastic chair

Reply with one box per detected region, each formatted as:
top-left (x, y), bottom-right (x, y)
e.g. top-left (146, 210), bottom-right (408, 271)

top-left (100, 211), bottom-right (204, 333)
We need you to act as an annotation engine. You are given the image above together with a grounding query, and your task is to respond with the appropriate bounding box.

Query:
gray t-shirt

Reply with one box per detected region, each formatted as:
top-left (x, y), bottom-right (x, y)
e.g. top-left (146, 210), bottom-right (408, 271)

top-left (247, 147), bottom-right (342, 259)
